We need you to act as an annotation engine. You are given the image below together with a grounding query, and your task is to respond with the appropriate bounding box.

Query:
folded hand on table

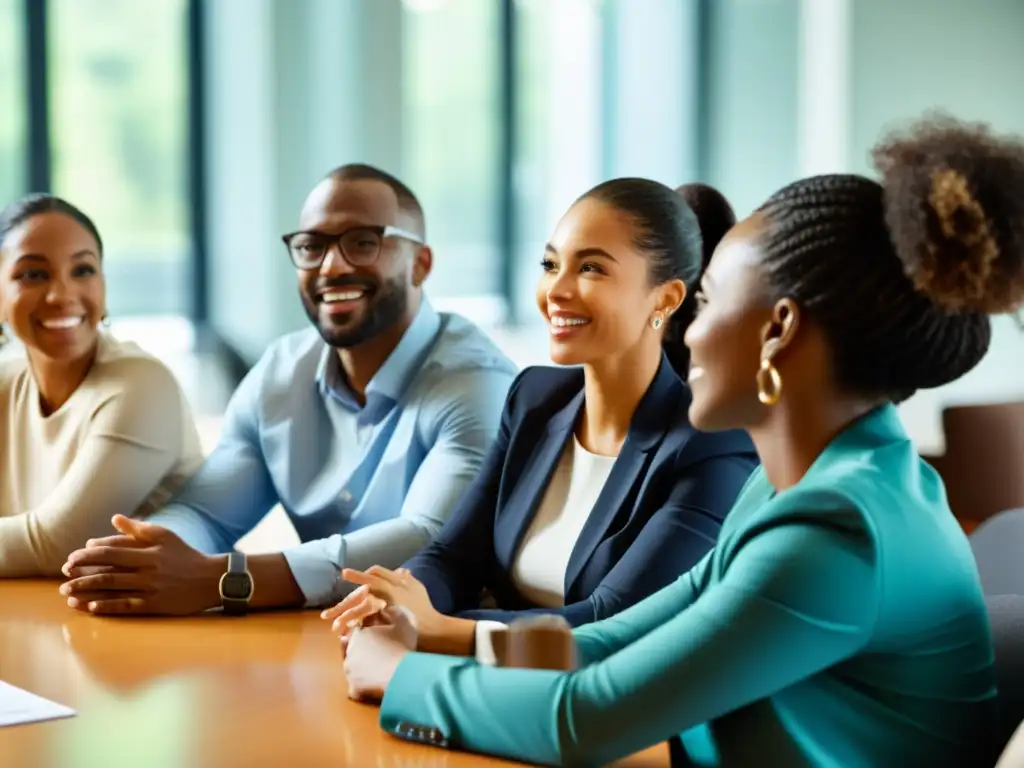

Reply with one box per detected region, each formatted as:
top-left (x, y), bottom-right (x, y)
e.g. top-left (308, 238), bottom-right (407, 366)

top-left (59, 514), bottom-right (224, 616)
top-left (341, 605), bottom-right (418, 702)
top-left (322, 566), bottom-right (446, 641)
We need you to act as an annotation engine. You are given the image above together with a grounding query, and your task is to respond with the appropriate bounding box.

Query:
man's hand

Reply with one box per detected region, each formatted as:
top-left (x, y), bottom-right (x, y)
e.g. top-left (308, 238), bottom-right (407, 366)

top-left (60, 515), bottom-right (226, 616)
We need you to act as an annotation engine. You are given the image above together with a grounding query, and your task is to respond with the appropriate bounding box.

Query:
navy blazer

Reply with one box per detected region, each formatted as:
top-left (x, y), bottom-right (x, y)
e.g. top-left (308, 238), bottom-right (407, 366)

top-left (405, 356), bottom-right (759, 627)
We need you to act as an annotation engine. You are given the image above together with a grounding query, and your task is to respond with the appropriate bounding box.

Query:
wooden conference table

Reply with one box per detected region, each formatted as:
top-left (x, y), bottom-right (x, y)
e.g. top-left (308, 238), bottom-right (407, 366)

top-left (1, 581), bottom-right (668, 767)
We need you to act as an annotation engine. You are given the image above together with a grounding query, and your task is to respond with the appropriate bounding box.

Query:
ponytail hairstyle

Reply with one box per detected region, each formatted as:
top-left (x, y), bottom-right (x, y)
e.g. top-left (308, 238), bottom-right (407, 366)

top-left (674, 182), bottom-right (737, 371)
top-left (676, 182), bottom-right (737, 271)
top-left (580, 178), bottom-right (735, 376)
top-left (756, 113), bottom-right (1024, 403)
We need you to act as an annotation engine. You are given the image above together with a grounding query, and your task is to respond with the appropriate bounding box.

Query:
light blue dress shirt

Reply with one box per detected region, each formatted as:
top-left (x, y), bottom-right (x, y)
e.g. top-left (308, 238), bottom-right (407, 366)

top-left (147, 301), bottom-right (517, 606)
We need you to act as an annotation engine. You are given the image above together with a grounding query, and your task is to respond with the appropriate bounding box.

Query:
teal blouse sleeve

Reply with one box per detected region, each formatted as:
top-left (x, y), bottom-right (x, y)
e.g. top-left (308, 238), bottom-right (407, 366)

top-left (378, 509), bottom-right (880, 767)
top-left (573, 550), bottom-right (712, 666)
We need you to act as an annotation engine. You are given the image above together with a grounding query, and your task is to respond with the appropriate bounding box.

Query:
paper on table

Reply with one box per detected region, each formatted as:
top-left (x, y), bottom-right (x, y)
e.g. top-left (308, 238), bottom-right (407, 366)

top-left (0, 681), bottom-right (76, 727)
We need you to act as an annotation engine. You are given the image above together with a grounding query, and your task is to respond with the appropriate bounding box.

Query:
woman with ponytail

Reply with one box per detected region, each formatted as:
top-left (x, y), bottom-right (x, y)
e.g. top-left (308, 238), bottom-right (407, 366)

top-left (322, 178), bottom-right (757, 659)
top-left (339, 116), bottom-right (1022, 767)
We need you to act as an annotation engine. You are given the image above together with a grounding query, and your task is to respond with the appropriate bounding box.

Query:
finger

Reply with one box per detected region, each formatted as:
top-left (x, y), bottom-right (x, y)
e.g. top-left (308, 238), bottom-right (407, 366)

top-left (58, 565), bottom-right (116, 584)
top-left (365, 565), bottom-right (407, 585)
top-left (112, 515), bottom-right (168, 544)
top-left (76, 596), bottom-right (150, 615)
top-left (66, 593), bottom-right (148, 611)
top-left (340, 570), bottom-right (395, 598)
top-left (330, 596), bottom-right (388, 635)
top-left (84, 534), bottom-right (148, 549)
top-left (340, 568), bottom-right (376, 586)
top-left (61, 572), bottom-right (154, 596)
top-left (331, 598), bottom-right (387, 634)
top-left (345, 566), bottom-right (402, 586)
top-left (64, 546), bottom-right (156, 573)
top-left (320, 585), bottom-right (369, 621)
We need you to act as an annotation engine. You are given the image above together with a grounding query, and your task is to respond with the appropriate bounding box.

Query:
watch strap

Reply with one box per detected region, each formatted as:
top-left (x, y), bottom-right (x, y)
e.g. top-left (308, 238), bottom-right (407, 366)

top-left (228, 551), bottom-right (246, 575)
top-left (221, 551), bottom-right (251, 615)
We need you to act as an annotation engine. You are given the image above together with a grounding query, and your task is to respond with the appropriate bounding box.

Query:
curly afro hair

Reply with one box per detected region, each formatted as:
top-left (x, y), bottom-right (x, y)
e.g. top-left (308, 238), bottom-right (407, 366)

top-left (874, 114), bottom-right (1024, 314)
top-left (754, 112), bottom-right (1024, 403)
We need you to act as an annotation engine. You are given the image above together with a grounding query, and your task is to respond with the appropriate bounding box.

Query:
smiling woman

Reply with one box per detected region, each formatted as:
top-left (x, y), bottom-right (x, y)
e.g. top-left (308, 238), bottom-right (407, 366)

top-left (0, 194), bottom-right (203, 577)
top-left (323, 178), bottom-right (757, 670)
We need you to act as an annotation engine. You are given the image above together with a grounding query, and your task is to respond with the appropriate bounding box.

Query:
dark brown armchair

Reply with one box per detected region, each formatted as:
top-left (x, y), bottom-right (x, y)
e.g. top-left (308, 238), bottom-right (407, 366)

top-left (922, 401), bottom-right (1024, 533)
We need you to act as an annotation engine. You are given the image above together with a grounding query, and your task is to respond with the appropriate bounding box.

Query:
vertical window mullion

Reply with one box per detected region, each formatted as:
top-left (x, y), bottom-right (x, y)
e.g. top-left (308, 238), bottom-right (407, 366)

top-left (24, 0), bottom-right (51, 192)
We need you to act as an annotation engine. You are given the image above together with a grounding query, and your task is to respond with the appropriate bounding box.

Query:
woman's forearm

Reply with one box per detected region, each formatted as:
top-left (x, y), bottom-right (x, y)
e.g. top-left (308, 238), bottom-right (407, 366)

top-left (419, 615), bottom-right (477, 656)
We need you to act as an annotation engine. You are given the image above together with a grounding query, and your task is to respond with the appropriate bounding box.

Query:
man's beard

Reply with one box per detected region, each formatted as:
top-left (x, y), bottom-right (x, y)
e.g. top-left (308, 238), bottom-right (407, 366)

top-left (301, 277), bottom-right (408, 348)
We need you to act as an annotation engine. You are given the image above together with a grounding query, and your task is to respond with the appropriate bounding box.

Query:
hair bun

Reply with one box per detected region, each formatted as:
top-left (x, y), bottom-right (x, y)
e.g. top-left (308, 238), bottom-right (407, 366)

top-left (675, 182), bottom-right (736, 269)
top-left (873, 113), bottom-right (1024, 314)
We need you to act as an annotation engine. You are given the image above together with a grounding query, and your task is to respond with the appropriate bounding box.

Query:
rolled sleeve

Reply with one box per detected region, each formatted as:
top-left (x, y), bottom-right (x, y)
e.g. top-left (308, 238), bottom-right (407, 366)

top-left (281, 534), bottom-right (344, 607)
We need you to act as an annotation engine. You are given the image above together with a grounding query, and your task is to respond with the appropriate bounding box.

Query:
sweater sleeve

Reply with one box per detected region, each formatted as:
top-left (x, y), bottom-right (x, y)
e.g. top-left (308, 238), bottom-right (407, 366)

top-left (0, 360), bottom-right (192, 576)
top-left (378, 509), bottom-right (879, 767)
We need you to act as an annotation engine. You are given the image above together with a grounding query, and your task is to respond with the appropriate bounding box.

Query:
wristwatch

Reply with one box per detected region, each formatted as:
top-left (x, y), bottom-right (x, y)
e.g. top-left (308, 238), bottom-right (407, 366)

top-left (219, 551), bottom-right (253, 615)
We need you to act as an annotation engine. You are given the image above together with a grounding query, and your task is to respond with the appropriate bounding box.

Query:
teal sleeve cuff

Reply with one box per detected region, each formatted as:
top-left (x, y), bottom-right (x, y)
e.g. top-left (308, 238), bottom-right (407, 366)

top-left (379, 652), bottom-right (468, 740)
top-left (378, 651), bottom-right (570, 766)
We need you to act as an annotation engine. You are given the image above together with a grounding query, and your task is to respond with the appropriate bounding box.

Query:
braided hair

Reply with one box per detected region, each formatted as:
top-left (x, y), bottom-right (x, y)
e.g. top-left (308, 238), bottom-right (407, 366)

top-left (756, 114), bottom-right (1024, 403)
top-left (582, 178), bottom-right (734, 376)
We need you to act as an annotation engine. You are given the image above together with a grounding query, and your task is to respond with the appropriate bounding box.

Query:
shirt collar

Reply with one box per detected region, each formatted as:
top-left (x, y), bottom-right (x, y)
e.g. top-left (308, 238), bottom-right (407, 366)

top-left (316, 299), bottom-right (441, 412)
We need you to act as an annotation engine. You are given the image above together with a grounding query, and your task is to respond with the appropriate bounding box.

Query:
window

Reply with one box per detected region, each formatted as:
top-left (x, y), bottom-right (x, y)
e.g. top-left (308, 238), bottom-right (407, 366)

top-left (513, 0), bottom-right (605, 324)
top-left (48, 0), bottom-right (190, 317)
top-left (401, 0), bottom-right (504, 323)
top-left (0, 0), bottom-right (26, 204)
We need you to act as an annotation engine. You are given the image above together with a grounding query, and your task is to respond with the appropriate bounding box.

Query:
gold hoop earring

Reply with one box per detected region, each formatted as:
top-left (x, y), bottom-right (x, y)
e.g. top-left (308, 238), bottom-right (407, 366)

top-left (650, 314), bottom-right (663, 330)
top-left (756, 358), bottom-right (782, 406)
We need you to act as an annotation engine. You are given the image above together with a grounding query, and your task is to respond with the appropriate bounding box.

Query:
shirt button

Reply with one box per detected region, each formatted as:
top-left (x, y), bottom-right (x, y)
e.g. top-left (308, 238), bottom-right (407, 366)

top-left (340, 490), bottom-right (352, 502)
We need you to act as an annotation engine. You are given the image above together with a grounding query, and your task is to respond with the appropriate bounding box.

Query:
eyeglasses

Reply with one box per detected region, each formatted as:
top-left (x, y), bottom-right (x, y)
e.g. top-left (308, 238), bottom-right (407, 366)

top-left (281, 225), bottom-right (424, 270)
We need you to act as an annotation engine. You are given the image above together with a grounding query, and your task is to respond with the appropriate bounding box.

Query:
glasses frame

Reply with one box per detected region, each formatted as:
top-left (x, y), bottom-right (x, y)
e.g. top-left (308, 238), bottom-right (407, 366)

top-left (280, 224), bottom-right (424, 270)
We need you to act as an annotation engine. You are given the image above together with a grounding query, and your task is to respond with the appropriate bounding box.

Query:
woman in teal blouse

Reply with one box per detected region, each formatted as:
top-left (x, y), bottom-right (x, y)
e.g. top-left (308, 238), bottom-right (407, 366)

top-left (339, 115), bottom-right (1024, 766)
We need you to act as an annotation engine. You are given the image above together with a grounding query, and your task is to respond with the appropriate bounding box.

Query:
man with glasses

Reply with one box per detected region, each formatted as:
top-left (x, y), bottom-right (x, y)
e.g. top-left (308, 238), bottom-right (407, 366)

top-left (58, 164), bottom-right (517, 616)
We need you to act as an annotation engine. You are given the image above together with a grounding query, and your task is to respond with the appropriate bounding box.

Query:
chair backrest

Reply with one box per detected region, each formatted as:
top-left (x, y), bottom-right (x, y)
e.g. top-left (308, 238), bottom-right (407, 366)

top-left (928, 401), bottom-right (1024, 529)
top-left (972, 510), bottom-right (1024, 597)
top-left (988, 595), bottom-right (1024, 757)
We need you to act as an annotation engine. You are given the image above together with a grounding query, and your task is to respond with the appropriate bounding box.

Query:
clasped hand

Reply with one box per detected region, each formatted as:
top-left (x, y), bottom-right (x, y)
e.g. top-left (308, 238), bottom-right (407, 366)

top-left (321, 566), bottom-right (431, 702)
top-left (59, 514), bottom-right (222, 615)
top-left (321, 565), bottom-right (443, 643)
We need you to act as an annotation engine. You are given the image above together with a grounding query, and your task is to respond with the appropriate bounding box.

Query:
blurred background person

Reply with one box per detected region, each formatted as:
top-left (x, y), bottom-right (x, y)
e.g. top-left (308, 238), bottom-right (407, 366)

top-left (0, 194), bottom-right (202, 576)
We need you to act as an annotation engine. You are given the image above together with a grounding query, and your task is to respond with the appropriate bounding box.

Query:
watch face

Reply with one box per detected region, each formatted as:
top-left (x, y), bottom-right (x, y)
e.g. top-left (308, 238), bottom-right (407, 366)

top-left (220, 572), bottom-right (253, 600)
